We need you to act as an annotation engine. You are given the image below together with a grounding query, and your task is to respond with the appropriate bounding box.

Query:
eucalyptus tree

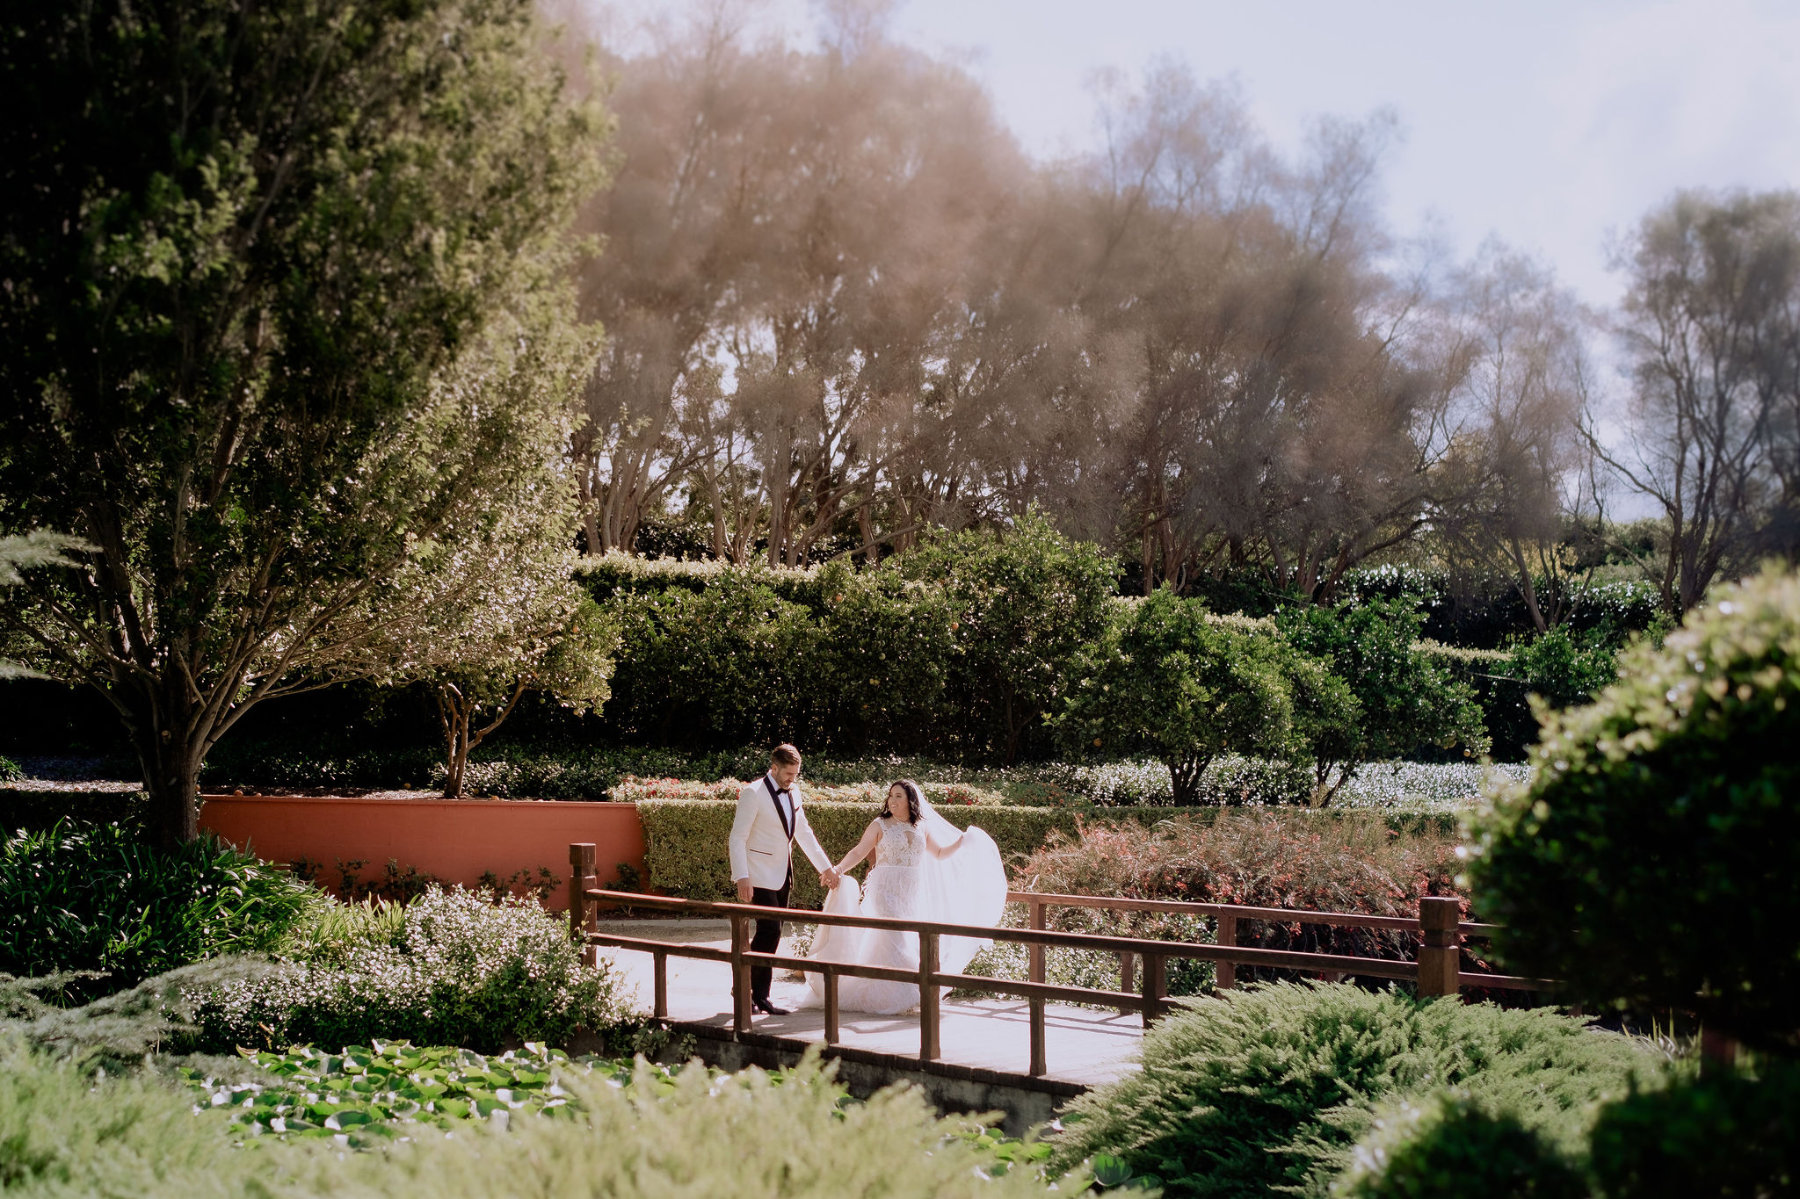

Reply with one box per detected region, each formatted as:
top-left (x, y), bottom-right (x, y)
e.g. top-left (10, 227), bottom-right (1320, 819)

top-left (0, 0), bottom-right (606, 845)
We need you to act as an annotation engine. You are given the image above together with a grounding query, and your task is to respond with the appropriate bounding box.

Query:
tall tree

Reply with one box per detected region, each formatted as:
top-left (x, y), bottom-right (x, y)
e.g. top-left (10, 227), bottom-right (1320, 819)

top-left (0, 0), bottom-right (604, 845)
top-left (1591, 189), bottom-right (1800, 612)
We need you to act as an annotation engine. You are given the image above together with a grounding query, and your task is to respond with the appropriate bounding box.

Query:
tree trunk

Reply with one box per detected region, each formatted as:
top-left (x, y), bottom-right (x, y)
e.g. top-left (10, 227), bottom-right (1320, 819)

top-left (121, 684), bottom-right (206, 850)
top-left (1168, 756), bottom-right (1205, 807)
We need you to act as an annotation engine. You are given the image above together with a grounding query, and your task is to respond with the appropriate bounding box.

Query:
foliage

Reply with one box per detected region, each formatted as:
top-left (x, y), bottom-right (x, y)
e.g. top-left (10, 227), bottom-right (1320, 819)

top-left (412, 594), bottom-right (620, 798)
top-left (0, 821), bottom-right (315, 1002)
top-left (0, 0), bottom-right (605, 845)
top-left (901, 511), bottom-right (1120, 763)
top-left (1331, 1091), bottom-right (1588, 1199)
top-left (1339, 565), bottom-right (1666, 650)
top-left (180, 1041), bottom-right (614, 1144)
top-left (0, 755), bottom-right (20, 782)
top-left (0, 1042), bottom-right (1065, 1199)
top-left (1586, 1058), bottom-right (1800, 1198)
top-left (2, 959), bottom-right (279, 1066)
top-left (1277, 597), bottom-right (1490, 799)
top-left (194, 888), bottom-right (629, 1054)
top-left (1050, 983), bottom-right (1660, 1199)
top-left (810, 560), bottom-right (959, 754)
top-left (1059, 589), bottom-right (1306, 805)
top-left (1007, 812), bottom-right (1479, 991)
top-left (1465, 568), bottom-right (1800, 1050)
top-left (0, 533), bottom-right (90, 681)
top-left (604, 573), bottom-right (822, 747)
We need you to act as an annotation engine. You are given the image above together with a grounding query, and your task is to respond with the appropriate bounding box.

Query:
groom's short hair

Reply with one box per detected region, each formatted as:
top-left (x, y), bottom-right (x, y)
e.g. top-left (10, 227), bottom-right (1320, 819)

top-left (770, 743), bottom-right (802, 767)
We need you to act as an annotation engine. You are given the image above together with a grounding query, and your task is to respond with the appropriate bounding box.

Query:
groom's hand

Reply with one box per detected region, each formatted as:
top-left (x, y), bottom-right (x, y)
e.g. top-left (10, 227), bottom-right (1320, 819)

top-left (820, 866), bottom-right (840, 890)
top-left (735, 877), bottom-right (753, 903)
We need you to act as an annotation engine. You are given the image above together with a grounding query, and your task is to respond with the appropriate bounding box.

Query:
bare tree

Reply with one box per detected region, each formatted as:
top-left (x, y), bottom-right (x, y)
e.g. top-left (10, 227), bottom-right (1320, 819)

top-left (1588, 189), bottom-right (1800, 612)
top-left (1434, 244), bottom-right (1592, 631)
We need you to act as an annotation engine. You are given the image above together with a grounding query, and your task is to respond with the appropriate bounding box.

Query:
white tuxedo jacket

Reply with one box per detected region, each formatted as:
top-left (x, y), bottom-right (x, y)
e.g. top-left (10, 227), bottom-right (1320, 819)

top-left (729, 774), bottom-right (832, 891)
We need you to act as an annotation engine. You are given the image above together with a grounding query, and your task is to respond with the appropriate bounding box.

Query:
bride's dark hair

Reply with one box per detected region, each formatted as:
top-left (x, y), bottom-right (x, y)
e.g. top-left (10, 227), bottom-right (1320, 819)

top-left (878, 779), bottom-right (924, 824)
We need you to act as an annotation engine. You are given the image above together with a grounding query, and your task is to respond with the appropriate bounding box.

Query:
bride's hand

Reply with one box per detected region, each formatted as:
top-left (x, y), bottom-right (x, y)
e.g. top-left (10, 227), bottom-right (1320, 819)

top-left (820, 865), bottom-right (841, 889)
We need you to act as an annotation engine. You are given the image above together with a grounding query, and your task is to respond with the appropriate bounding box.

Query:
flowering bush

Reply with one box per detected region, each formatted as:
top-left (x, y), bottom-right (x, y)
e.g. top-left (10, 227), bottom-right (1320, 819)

top-left (608, 775), bottom-right (1006, 808)
top-left (194, 888), bottom-right (630, 1053)
top-left (1008, 811), bottom-right (1492, 987)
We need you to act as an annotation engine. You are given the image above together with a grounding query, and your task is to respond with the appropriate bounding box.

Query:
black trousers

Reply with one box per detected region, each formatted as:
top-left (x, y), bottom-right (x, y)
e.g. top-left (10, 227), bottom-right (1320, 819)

top-left (749, 872), bottom-right (791, 1003)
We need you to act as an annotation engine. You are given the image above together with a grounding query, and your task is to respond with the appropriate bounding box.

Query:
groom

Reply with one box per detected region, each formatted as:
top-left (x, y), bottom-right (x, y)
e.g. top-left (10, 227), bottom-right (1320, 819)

top-left (728, 743), bottom-right (839, 1015)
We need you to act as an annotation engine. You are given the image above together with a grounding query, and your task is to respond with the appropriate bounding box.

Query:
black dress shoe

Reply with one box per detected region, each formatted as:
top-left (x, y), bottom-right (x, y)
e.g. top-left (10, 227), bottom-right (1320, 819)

top-left (753, 998), bottom-right (791, 1015)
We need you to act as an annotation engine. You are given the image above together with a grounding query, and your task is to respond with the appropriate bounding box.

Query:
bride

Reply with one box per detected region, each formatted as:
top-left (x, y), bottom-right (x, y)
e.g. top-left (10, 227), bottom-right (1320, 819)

top-left (799, 779), bottom-right (1008, 1015)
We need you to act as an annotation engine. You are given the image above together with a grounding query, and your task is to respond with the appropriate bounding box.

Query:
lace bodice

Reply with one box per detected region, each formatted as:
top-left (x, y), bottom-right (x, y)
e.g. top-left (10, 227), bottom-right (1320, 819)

top-left (875, 819), bottom-right (925, 869)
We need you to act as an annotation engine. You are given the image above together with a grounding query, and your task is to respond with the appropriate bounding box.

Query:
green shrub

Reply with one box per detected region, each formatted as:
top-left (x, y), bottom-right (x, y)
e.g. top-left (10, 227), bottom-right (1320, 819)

top-left (1587, 1058), bottom-right (1800, 1198)
top-left (0, 786), bottom-right (149, 832)
top-left (194, 888), bottom-right (630, 1053)
top-left (900, 509), bottom-right (1119, 763)
top-left (1050, 983), bottom-right (1659, 1199)
top-left (1332, 1091), bottom-right (1588, 1199)
top-left (0, 754), bottom-right (19, 782)
top-left (0, 821), bottom-right (315, 1002)
top-left (1466, 568), bottom-right (1800, 1050)
top-left (1059, 589), bottom-right (1313, 805)
top-left (604, 573), bottom-right (822, 748)
top-left (1278, 597), bottom-right (1489, 797)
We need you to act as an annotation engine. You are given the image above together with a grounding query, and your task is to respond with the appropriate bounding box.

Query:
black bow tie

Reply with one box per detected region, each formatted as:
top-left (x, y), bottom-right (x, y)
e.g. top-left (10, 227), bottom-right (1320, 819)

top-left (775, 788), bottom-right (791, 798)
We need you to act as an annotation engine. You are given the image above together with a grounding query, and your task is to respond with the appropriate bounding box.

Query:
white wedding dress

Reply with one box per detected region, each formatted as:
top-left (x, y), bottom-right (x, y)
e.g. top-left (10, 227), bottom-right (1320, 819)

top-left (797, 807), bottom-right (1008, 1015)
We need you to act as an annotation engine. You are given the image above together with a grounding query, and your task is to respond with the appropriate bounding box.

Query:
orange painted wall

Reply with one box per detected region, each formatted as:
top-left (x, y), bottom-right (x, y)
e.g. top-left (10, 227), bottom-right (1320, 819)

top-left (198, 795), bottom-right (645, 911)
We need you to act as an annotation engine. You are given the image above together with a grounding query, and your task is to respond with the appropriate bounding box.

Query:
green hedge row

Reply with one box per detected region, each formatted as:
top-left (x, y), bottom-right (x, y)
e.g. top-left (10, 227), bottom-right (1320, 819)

top-left (634, 800), bottom-right (1459, 908)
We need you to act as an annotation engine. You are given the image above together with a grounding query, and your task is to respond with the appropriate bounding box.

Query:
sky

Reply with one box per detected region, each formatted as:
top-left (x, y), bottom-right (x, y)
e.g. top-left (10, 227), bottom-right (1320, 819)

top-left (649, 0), bottom-right (1800, 314)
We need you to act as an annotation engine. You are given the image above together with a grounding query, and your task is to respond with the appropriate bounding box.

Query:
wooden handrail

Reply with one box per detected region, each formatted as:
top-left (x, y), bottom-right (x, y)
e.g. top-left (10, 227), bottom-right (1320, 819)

top-left (565, 846), bottom-right (1553, 1082)
top-left (1007, 889), bottom-right (1496, 936)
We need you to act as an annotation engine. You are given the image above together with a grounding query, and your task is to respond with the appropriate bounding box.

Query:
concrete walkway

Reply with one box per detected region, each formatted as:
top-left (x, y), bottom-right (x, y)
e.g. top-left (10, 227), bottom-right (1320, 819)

top-left (596, 918), bottom-right (1145, 1088)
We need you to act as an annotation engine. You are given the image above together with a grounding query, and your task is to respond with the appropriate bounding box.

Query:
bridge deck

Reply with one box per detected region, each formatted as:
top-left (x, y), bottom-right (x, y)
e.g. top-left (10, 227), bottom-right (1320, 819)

top-left (597, 918), bottom-right (1145, 1088)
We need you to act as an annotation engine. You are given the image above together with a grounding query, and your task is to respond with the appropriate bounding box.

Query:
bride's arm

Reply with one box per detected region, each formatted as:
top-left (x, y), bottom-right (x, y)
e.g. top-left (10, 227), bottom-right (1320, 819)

top-left (834, 820), bottom-right (882, 876)
top-left (925, 823), bottom-right (966, 858)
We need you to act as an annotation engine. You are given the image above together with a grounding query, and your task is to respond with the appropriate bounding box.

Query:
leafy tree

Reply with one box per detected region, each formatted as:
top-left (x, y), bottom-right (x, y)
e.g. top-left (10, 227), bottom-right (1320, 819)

top-left (0, 0), bottom-right (604, 845)
top-left (1058, 589), bottom-right (1298, 806)
top-left (1278, 597), bottom-right (1490, 801)
top-left (413, 594), bottom-right (617, 799)
top-left (901, 511), bottom-right (1119, 763)
top-left (1466, 567), bottom-right (1800, 1052)
top-left (811, 560), bottom-right (955, 755)
top-left (0, 534), bottom-right (88, 680)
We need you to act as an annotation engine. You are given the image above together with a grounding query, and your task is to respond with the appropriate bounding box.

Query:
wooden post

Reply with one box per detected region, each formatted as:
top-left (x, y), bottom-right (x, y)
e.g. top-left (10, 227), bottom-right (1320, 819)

top-left (568, 843), bottom-right (596, 940)
top-left (823, 972), bottom-right (840, 1045)
top-left (1417, 896), bottom-right (1461, 997)
top-left (653, 949), bottom-right (668, 1020)
top-left (1028, 899), bottom-right (1046, 985)
top-left (918, 930), bottom-right (940, 1063)
top-left (1118, 951), bottom-right (1137, 1017)
top-left (1216, 913), bottom-right (1237, 991)
top-left (1140, 952), bottom-right (1165, 1028)
top-left (730, 912), bottom-right (752, 1033)
top-left (569, 843), bottom-right (597, 967)
top-left (1029, 994), bottom-right (1047, 1077)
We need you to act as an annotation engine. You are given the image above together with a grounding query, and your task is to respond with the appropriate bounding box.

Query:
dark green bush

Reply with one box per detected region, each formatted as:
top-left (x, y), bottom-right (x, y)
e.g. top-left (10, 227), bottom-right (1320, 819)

top-left (1059, 589), bottom-right (1321, 805)
top-left (194, 888), bottom-right (631, 1053)
top-left (900, 510), bottom-right (1119, 763)
top-left (1466, 568), bottom-right (1800, 1051)
top-left (0, 754), bottom-right (19, 782)
top-left (0, 820), bottom-right (315, 1002)
top-left (1277, 597), bottom-right (1489, 795)
top-left (1332, 1091), bottom-right (1588, 1199)
top-left (1049, 983), bottom-right (1658, 1199)
top-left (1587, 1058), bottom-right (1800, 1198)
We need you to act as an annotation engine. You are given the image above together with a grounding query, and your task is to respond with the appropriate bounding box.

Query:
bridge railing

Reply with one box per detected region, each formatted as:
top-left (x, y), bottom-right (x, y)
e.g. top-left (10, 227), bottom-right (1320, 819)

top-left (566, 843), bottom-right (1552, 1079)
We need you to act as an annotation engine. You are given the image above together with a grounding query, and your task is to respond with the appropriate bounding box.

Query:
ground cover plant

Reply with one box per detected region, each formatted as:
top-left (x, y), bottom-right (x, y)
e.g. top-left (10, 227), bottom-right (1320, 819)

top-left (0, 1039), bottom-right (1077, 1199)
top-left (1050, 982), bottom-right (1664, 1199)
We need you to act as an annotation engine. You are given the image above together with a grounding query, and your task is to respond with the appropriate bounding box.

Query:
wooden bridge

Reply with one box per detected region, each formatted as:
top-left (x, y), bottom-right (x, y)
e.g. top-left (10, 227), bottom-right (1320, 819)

top-left (567, 842), bottom-right (1550, 1107)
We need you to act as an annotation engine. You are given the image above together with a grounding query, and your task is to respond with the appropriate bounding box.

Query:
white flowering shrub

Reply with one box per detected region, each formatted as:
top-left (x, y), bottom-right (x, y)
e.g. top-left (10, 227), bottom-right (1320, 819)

top-left (195, 888), bottom-right (630, 1052)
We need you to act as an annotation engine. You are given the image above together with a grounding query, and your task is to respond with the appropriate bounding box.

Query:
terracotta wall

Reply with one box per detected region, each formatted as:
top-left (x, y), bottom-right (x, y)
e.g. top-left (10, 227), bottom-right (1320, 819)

top-left (198, 795), bottom-right (645, 911)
